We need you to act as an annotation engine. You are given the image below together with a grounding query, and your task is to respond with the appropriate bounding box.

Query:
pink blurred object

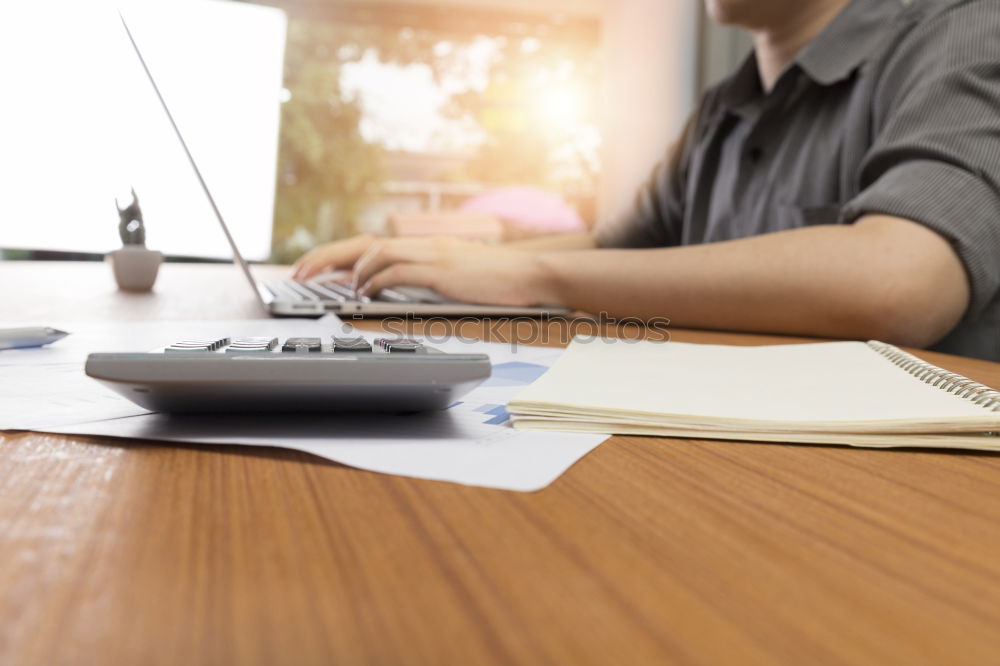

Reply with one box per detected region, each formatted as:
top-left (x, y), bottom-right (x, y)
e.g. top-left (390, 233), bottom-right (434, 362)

top-left (459, 186), bottom-right (586, 233)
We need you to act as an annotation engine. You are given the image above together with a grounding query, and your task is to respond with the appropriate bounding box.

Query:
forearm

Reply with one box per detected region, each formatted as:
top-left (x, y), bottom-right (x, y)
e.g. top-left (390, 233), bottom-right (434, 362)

top-left (505, 231), bottom-right (597, 253)
top-left (530, 217), bottom-right (968, 347)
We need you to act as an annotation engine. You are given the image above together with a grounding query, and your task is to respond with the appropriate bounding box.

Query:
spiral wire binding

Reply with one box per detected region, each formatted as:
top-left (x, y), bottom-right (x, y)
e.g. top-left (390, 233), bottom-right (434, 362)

top-left (867, 341), bottom-right (1000, 412)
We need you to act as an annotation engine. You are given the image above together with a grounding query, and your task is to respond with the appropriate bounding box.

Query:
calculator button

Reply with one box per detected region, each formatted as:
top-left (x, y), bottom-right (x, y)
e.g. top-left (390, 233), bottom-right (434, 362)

top-left (375, 338), bottom-right (423, 353)
top-left (387, 342), bottom-right (421, 352)
top-left (332, 336), bottom-right (372, 352)
top-left (166, 337), bottom-right (229, 352)
top-left (226, 337), bottom-right (278, 353)
top-left (230, 337), bottom-right (277, 347)
top-left (281, 337), bottom-right (321, 352)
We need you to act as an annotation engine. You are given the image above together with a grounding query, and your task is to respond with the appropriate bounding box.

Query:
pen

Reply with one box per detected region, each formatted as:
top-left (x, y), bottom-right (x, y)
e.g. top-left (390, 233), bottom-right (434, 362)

top-left (0, 327), bottom-right (70, 351)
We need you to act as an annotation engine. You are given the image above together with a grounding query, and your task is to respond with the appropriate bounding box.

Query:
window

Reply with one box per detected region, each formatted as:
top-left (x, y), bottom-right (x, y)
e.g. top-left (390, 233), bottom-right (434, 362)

top-left (258, 1), bottom-right (602, 262)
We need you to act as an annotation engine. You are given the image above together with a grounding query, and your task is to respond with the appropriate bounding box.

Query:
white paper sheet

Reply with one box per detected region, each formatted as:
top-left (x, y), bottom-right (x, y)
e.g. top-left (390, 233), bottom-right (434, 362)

top-left (41, 406), bottom-right (605, 491)
top-left (4, 317), bottom-right (607, 491)
top-left (0, 362), bottom-right (149, 428)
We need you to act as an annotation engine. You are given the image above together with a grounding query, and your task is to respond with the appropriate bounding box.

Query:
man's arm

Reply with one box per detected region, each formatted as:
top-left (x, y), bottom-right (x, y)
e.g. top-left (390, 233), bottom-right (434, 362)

top-left (351, 214), bottom-right (968, 348)
top-left (529, 215), bottom-right (968, 347)
top-left (505, 232), bottom-right (597, 252)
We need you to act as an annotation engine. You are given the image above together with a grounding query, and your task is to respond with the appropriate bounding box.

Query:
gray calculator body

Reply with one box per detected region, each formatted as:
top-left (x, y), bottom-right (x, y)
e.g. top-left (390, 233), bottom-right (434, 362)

top-left (86, 337), bottom-right (491, 413)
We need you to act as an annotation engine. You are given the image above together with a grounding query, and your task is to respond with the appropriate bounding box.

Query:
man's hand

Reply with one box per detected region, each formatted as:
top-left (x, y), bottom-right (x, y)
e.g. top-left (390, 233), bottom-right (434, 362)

top-left (295, 235), bottom-right (556, 307)
top-left (292, 231), bottom-right (596, 281)
top-left (292, 234), bottom-right (378, 280)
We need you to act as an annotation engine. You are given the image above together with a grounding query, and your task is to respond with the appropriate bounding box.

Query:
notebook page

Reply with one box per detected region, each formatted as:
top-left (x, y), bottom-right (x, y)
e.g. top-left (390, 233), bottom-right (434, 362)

top-left (508, 338), bottom-right (996, 425)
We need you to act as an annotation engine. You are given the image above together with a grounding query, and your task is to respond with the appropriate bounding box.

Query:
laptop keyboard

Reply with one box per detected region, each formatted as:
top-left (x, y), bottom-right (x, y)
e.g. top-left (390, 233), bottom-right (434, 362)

top-left (263, 278), bottom-right (445, 305)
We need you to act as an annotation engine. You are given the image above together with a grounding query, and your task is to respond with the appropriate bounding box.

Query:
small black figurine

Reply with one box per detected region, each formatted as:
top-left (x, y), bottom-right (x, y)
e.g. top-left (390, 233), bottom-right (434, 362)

top-left (116, 188), bottom-right (146, 247)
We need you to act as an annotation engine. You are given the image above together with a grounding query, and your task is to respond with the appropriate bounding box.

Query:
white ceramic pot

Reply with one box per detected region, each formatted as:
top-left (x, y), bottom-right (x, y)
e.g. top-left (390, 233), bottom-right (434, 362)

top-left (106, 246), bottom-right (163, 291)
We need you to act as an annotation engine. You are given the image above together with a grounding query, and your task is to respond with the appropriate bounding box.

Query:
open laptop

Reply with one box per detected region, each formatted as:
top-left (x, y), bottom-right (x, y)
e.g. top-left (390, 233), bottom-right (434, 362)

top-left (120, 12), bottom-right (569, 318)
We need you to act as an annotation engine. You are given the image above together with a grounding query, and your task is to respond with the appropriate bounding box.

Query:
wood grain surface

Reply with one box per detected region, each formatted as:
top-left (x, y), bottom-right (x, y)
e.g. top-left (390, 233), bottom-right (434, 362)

top-left (2, 261), bottom-right (1000, 666)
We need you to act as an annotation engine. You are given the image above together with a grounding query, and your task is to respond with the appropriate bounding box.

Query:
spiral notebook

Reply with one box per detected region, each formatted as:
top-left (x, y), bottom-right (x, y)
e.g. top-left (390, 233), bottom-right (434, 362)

top-left (507, 338), bottom-right (1000, 451)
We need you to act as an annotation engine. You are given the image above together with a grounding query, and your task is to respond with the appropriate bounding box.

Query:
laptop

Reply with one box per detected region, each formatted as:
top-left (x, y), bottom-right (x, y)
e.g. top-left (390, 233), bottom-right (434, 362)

top-left (120, 11), bottom-right (570, 318)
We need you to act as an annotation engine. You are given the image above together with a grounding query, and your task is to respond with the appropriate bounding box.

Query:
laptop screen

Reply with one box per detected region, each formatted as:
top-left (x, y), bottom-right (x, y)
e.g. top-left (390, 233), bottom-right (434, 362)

top-left (119, 5), bottom-right (285, 307)
top-left (0, 1), bottom-right (285, 261)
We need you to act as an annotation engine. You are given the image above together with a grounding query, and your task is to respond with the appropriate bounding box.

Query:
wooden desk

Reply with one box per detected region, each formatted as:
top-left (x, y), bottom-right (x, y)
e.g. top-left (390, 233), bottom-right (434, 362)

top-left (3, 260), bottom-right (1000, 666)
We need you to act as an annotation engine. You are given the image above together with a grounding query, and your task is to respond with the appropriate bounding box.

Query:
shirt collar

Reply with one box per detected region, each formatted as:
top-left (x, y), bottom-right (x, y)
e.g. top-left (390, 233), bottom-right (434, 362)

top-left (719, 52), bottom-right (763, 112)
top-left (719, 0), bottom-right (908, 111)
top-left (796, 0), bottom-right (907, 86)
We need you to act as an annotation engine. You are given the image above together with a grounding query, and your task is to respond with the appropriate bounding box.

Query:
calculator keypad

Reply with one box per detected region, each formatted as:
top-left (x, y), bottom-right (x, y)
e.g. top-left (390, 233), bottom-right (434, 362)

top-left (162, 336), bottom-right (426, 354)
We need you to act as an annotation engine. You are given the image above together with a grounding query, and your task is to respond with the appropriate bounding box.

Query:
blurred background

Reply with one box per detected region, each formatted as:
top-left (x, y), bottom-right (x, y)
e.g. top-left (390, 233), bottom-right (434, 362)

top-left (0, 0), bottom-right (750, 264)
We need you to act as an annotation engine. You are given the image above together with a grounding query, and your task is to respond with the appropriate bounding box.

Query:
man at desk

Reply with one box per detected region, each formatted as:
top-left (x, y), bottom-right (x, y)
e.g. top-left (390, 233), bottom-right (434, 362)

top-left (294, 0), bottom-right (1000, 361)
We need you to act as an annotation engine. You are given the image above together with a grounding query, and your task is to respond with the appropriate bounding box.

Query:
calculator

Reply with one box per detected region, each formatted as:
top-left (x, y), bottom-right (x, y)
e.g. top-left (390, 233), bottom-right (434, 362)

top-left (85, 336), bottom-right (492, 413)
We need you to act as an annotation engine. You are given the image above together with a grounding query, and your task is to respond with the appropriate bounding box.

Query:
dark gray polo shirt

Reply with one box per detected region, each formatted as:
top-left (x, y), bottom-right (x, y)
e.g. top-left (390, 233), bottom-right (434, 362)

top-left (598, 0), bottom-right (1000, 360)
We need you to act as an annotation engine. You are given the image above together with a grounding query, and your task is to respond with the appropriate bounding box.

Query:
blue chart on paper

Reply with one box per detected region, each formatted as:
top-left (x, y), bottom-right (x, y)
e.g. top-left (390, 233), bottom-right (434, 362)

top-left (481, 361), bottom-right (549, 388)
top-left (445, 401), bottom-right (510, 425)
top-left (473, 403), bottom-right (510, 425)
top-left (444, 362), bottom-right (549, 425)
